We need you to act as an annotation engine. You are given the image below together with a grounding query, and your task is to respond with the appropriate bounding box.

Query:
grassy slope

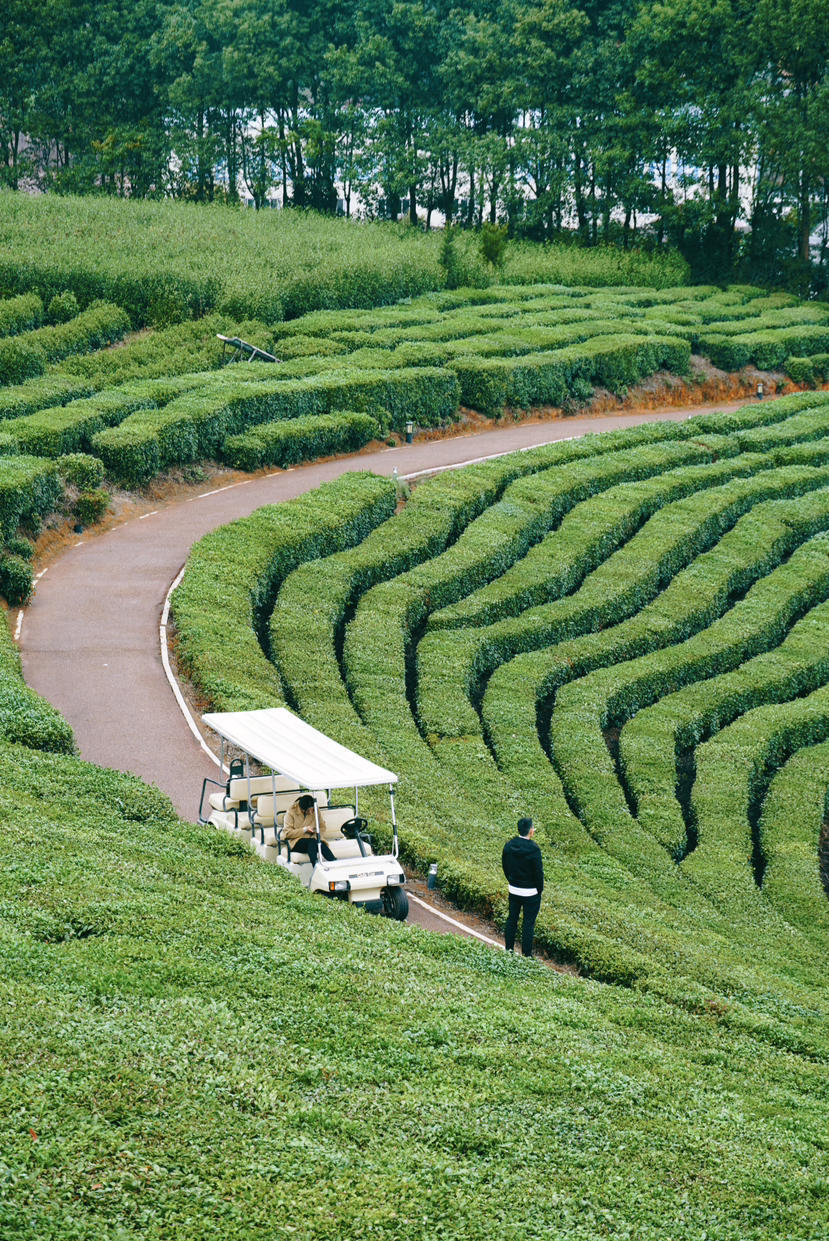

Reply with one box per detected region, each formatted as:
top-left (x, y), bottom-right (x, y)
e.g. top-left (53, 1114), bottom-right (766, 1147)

top-left (0, 194), bottom-right (689, 327)
top-left (1, 741), bottom-right (828, 1241)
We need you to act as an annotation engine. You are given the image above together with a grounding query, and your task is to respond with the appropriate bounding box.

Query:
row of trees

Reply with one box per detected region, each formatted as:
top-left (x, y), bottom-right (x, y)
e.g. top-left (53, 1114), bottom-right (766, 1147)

top-left (2, 0), bottom-right (829, 285)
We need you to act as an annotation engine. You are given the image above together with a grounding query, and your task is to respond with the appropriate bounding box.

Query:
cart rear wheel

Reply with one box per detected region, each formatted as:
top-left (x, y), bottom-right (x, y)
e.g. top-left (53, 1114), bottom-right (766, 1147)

top-left (382, 886), bottom-right (409, 921)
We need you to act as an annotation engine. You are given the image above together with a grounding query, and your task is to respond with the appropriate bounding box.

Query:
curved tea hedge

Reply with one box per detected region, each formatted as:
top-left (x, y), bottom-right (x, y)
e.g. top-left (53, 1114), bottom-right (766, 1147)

top-left (1, 279), bottom-right (828, 516)
top-left (174, 391), bottom-right (829, 1049)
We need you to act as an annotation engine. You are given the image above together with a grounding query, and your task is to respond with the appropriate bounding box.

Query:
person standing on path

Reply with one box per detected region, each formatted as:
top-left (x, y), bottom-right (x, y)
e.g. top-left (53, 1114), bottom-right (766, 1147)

top-left (502, 817), bottom-right (544, 957)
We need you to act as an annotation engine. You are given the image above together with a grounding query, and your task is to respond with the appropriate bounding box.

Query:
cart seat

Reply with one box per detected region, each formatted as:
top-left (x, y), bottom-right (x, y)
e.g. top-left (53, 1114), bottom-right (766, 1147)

top-left (327, 838), bottom-right (373, 860)
top-left (209, 774), bottom-right (300, 813)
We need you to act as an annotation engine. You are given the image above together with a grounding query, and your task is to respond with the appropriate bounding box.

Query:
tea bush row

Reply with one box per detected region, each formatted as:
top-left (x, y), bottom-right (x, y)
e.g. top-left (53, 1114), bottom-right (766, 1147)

top-left (417, 460), bottom-right (829, 742)
top-left (223, 410), bottom-right (381, 471)
top-left (0, 453), bottom-right (63, 539)
top-left (171, 471), bottom-right (396, 712)
top-left (94, 366), bottom-right (459, 485)
top-left (621, 593), bottom-right (829, 860)
top-left (688, 678), bottom-right (829, 918)
top-left (758, 742), bottom-right (829, 934)
top-left (549, 533), bottom-right (829, 877)
top-left (0, 292), bottom-right (43, 338)
top-left (0, 303), bottom-right (130, 386)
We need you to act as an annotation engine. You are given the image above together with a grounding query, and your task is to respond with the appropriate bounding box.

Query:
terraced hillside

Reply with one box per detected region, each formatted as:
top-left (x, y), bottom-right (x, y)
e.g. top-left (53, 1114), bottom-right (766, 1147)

top-left (174, 392), bottom-right (829, 1040)
top-left (2, 281), bottom-right (829, 532)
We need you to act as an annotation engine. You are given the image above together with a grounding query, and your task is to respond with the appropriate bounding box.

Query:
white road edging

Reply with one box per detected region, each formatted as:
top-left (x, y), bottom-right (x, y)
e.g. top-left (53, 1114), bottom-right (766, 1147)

top-left (160, 566), bottom-right (225, 770)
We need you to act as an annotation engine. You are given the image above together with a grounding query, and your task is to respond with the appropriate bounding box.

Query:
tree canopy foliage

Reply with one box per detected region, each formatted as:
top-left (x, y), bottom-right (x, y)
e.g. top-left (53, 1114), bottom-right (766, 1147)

top-left (2, 0), bottom-right (829, 287)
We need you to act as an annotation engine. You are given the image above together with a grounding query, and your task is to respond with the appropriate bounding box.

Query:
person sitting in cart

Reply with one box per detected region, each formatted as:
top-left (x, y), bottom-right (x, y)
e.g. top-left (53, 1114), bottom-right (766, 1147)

top-left (283, 794), bottom-right (343, 864)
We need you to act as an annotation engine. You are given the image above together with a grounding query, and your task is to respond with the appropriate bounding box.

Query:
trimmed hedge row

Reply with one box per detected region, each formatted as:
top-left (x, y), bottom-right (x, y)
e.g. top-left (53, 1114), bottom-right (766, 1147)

top-left (549, 533), bottom-right (829, 878)
top-left (0, 374), bottom-right (96, 421)
top-left (701, 324), bottom-right (829, 370)
top-left (0, 303), bottom-right (131, 387)
top-left (434, 397), bottom-right (829, 631)
top-left (95, 366), bottom-right (460, 485)
top-left (418, 461), bottom-right (829, 742)
top-left (482, 490), bottom-right (829, 809)
top-left (620, 595), bottom-right (829, 860)
top-left (29, 303), bottom-right (131, 363)
top-left (0, 293), bottom-right (43, 338)
top-left (0, 611), bottom-right (75, 753)
top-left (0, 385), bottom-right (159, 458)
top-left (450, 333), bottom-right (690, 414)
top-left (223, 411), bottom-right (381, 471)
top-left (758, 742), bottom-right (829, 934)
top-left (170, 472), bottom-right (397, 713)
top-left (0, 454), bottom-right (63, 539)
top-left (686, 676), bottom-right (829, 918)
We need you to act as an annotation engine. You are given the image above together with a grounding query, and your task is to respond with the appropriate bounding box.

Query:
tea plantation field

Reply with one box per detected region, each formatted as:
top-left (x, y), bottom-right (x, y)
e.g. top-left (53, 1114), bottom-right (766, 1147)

top-left (172, 393), bottom-right (829, 1225)
top-left (2, 426), bottom-right (829, 1240)
top-left (3, 271), bottom-right (829, 591)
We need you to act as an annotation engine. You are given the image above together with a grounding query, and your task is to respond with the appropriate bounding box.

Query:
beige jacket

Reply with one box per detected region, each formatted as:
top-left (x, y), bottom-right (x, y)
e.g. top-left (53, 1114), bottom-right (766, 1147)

top-left (282, 800), bottom-right (343, 845)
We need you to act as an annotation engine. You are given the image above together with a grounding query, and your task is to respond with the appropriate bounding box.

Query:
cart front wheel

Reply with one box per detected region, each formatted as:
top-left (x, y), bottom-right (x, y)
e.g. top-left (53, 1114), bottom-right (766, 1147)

top-left (382, 886), bottom-right (409, 921)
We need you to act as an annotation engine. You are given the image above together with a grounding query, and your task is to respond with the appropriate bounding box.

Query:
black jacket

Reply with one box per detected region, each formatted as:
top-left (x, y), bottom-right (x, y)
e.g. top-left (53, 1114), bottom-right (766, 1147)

top-left (502, 835), bottom-right (544, 895)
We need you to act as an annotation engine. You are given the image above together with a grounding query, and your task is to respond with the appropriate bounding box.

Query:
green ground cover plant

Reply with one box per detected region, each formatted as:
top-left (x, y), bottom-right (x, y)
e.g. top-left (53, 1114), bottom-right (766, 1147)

top-left (5, 738), bottom-right (829, 1241)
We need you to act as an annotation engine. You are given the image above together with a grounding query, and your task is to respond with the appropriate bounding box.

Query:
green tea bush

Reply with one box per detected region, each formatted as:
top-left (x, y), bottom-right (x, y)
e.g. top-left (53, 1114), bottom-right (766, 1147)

top-left (95, 366), bottom-right (459, 484)
top-left (0, 373), bottom-right (95, 420)
top-left (0, 335), bottom-right (46, 385)
top-left (73, 488), bottom-right (109, 525)
top-left (0, 386), bottom-right (158, 457)
top-left (758, 742), bottom-right (829, 933)
top-left (687, 679), bottom-right (829, 916)
top-left (621, 594), bottom-right (829, 859)
top-left (785, 356), bottom-right (815, 384)
top-left (0, 292), bottom-right (43, 337)
top-left (223, 410), bottom-right (381, 470)
top-left (171, 472), bottom-right (397, 711)
top-left (57, 452), bottom-right (105, 490)
top-left (46, 290), bottom-right (80, 324)
top-left (0, 454), bottom-right (62, 538)
top-left (0, 552), bottom-right (33, 604)
top-left (5, 534), bottom-right (33, 560)
top-left (27, 302), bottom-right (131, 362)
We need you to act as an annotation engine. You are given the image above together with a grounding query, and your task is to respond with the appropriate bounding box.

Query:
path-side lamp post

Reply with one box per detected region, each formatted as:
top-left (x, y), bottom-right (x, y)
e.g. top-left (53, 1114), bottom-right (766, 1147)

top-left (757, 381), bottom-right (764, 400)
top-left (405, 419), bottom-right (415, 444)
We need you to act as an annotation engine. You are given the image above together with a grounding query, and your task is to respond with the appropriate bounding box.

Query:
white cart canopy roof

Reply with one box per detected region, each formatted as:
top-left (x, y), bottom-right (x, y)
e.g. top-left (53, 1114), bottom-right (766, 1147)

top-left (202, 707), bottom-right (398, 789)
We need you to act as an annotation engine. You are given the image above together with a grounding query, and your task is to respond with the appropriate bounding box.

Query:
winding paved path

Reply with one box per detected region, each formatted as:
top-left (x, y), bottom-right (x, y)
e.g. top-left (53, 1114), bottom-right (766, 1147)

top-left (18, 399), bottom-right (763, 939)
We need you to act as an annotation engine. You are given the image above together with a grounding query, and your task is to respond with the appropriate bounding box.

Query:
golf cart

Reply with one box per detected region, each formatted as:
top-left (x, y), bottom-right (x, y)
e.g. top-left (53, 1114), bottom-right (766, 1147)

top-left (198, 707), bottom-right (408, 920)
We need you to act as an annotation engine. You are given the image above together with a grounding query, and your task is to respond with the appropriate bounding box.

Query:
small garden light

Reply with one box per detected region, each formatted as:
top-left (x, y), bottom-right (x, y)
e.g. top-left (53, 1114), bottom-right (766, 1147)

top-left (428, 862), bottom-right (438, 889)
top-left (405, 419), bottom-right (414, 443)
top-left (756, 381), bottom-right (764, 400)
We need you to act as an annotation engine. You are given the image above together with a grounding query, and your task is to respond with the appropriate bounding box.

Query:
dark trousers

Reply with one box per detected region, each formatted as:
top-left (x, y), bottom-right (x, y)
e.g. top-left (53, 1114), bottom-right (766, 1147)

top-left (291, 838), bottom-right (336, 865)
top-left (505, 893), bottom-right (541, 956)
